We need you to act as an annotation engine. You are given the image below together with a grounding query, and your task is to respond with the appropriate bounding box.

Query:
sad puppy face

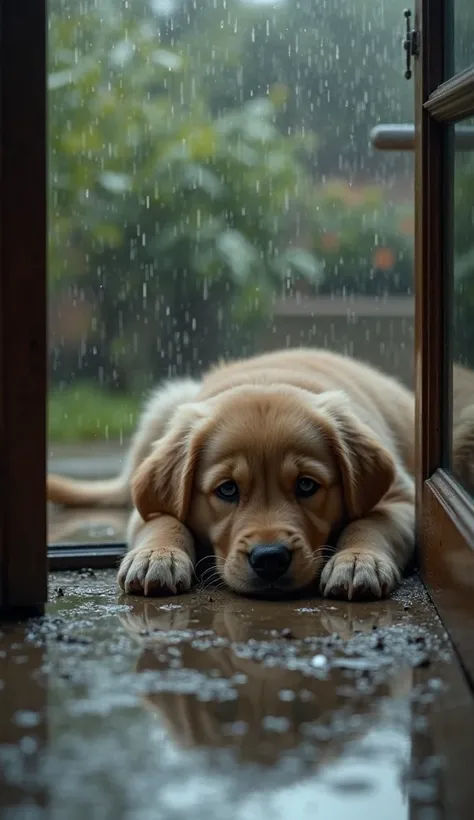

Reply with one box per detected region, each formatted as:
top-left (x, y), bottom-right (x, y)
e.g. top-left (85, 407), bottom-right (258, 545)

top-left (132, 386), bottom-right (394, 596)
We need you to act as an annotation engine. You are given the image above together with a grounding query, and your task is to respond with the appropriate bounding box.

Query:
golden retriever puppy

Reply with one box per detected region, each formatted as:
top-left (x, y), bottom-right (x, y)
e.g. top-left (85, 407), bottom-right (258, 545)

top-left (48, 348), bottom-right (416, 601)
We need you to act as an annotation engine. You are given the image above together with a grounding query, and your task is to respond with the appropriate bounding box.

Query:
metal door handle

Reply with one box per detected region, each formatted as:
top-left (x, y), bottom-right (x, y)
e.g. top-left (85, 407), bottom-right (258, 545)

top-left (370, 124), bottom-right (474, 151)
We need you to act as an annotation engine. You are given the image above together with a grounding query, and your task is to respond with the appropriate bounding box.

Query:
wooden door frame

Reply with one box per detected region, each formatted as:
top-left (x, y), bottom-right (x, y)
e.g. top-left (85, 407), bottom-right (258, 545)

top-left (0, 2), bottom-right (47, 614)
top-left (415, 0), bottom-right (474, 684)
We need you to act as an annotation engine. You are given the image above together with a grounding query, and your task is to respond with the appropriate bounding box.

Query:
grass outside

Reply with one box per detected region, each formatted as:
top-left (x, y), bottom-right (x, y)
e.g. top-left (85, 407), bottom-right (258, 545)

top-left (49, 383), bottom-right (141, 442)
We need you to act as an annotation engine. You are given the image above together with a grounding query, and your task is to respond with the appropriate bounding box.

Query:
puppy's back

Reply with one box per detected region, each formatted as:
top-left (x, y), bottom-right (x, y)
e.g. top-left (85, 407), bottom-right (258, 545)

top-left (202, 348), bottom-right (415, 473)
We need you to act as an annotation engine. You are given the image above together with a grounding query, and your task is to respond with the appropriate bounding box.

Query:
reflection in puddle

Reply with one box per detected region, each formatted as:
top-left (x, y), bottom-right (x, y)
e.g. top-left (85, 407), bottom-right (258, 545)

top-left (0, 572), bottom-right (456, 820)
top-left (247, 723), bottom-right (412, 820)
top-left (119, 597), bottom-right (419, 773)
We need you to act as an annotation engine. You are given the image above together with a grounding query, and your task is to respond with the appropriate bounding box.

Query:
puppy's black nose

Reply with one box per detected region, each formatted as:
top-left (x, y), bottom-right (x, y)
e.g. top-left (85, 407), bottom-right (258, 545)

top-left (248, 543), bottom-right (292, 582)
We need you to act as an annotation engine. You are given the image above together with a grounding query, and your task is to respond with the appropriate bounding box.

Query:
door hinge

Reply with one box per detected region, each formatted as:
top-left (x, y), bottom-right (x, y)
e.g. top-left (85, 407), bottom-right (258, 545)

top-left (403, 9), bottom-right (419, 80)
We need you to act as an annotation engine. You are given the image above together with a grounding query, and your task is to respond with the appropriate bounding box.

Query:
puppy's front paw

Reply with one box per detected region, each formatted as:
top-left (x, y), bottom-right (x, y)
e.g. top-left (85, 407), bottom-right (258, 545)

top-left (118, 547), bottom-right (194, 596)
top-left (320, 550), bottom-right (400, 601)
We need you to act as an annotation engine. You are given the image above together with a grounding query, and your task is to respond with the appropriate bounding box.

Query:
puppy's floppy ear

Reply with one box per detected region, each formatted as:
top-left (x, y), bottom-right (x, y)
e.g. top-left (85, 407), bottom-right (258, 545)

top-left (131, 402), bottom-right (211, 522)
top-left (315, 391), bottom-right (396, 519)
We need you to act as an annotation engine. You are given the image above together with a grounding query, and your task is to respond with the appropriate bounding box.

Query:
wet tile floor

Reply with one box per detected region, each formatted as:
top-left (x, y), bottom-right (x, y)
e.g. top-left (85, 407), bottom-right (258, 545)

top-left (2, 570), bottom-right (474, 820)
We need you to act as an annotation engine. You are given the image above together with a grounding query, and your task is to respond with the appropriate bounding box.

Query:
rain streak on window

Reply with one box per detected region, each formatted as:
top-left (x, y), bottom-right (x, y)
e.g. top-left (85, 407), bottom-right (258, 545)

top-left (48, 0), bottom-right (415, 455)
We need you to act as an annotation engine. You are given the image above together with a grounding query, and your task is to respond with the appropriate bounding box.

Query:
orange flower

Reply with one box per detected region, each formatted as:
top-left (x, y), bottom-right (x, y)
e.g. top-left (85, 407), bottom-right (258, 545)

top-left (321, 232), bottom-right (340, 251)
top-left (373, 247), bottom-right (396, 270)
top-left (399, 216), bottom-right (414, 236)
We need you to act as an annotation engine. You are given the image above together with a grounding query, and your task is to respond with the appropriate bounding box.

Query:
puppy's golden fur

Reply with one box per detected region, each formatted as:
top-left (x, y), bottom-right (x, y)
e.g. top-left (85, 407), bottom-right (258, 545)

top-left (48, 348), bottom-right (419, 601)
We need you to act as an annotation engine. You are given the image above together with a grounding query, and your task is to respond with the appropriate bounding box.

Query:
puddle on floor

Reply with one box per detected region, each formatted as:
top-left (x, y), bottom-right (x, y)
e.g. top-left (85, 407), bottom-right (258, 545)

top-left (0, 571), bottom-right (471, 819)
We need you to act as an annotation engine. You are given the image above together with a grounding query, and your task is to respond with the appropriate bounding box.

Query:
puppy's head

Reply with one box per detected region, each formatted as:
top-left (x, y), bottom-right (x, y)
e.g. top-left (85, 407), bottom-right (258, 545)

top-left (132, 386), bottom-right (395, 596)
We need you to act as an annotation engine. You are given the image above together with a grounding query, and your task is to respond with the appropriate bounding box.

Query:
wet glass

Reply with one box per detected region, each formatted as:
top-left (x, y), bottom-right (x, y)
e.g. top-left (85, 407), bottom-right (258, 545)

top-left (47, 0), bottom-right (414, 546)
top-left (451, 117), bottom-right (474, 494)
top-left (453, 0), bottom-right (474, 74)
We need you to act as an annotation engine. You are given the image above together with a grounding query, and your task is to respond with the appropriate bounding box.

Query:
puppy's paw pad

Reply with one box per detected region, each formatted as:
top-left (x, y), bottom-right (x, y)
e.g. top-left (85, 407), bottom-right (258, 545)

top-left (118, 547), bottom-right (194, 597)
top-left (320, 551), bottom-right (400, 601)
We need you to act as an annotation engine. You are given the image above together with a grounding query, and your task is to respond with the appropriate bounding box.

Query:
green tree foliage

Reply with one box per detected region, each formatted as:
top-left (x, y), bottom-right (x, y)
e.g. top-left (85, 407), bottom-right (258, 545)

top-left (49, 0), bottom-right (321, 390)
top-left (199, 0), bottom-right (413, 179)
top-left (49, 0), bottom-right (416, 398)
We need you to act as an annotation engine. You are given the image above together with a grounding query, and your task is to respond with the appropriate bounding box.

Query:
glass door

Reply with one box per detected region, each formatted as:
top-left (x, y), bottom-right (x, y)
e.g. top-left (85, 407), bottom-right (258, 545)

top-left (373, 0), bottom-right (474, 685)
top-left (414, 0), bottom-right (474, 684)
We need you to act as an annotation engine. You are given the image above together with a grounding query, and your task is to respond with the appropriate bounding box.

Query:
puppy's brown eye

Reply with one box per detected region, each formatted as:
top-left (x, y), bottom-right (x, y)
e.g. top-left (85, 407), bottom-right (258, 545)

top-left (215, 480), bottom-right (240, 503)
top-left (295, 476), bottom-right (319, 498)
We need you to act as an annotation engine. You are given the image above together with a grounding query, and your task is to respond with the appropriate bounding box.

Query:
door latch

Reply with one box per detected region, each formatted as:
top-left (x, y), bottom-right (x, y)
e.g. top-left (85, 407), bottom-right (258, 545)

top-left (403, 9), bottom-right (419, 80)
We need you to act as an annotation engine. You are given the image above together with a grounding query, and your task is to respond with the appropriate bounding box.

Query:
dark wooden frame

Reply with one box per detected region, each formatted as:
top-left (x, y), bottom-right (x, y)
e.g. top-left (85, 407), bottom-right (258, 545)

top-left (414, 0), bottom-right (450, 503)
top-left (48, 543), bottom-right (126, 571)
top-left (415, 0), bottom-right (474, 687)
top-left (0, 2), bottom-right (47, 614)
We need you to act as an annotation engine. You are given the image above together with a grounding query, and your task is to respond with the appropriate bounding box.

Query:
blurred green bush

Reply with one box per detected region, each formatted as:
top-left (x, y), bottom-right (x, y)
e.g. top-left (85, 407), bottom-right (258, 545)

top-left (49, 383), bottom-right (139, 442)
top-left (48, 0), bottom-right (422, 442)
top-left (49, 0), bottom-right (322, 394)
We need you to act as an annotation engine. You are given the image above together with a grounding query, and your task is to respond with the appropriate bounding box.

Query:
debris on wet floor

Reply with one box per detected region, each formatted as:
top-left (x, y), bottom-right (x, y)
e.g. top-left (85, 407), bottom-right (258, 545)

top-left (1, 569), bottom-right (473, 819)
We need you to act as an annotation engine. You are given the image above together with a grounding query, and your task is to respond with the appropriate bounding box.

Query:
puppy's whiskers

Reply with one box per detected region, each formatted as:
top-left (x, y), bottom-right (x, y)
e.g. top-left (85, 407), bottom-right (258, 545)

top-left (305, 545), bottom-right (337, 568)
top-left (199, 575), bottom-right (228, 592)
top-left (194, 556), bottom-right (210, 573)
top-left (199, 563), bottom-right (227, 590)
top-left (194, 555), bottom-right (226, 584)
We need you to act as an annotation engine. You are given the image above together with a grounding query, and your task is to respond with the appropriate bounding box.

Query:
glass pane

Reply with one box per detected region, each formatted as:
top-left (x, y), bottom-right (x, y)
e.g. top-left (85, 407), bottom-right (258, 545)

top-left (454, 0), bottom-right (474, 74)
top-left (452, 116), bottom-right (474, 494)
top-left (48, 0), bottom-right (414, 546)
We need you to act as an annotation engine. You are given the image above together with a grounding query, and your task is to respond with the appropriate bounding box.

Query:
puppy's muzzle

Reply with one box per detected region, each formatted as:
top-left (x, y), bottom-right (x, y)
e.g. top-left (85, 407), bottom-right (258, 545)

top-left (248, 543), bottom-right (292, 582)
